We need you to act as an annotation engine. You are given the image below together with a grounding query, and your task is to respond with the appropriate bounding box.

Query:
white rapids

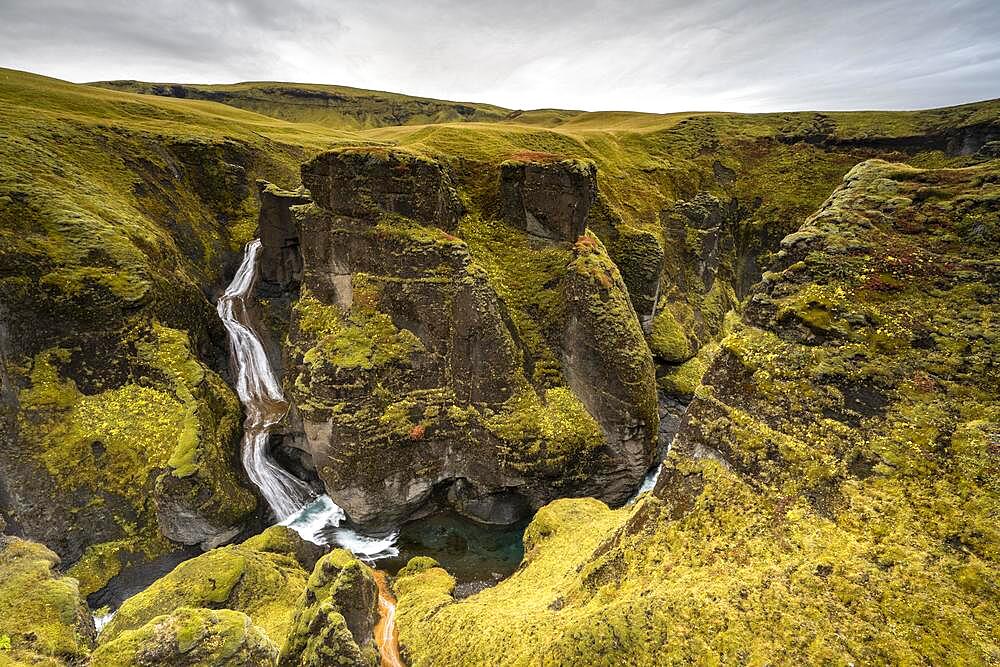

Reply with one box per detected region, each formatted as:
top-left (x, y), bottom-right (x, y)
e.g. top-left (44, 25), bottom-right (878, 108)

top-left (219, 239), bottom-right (397, 559)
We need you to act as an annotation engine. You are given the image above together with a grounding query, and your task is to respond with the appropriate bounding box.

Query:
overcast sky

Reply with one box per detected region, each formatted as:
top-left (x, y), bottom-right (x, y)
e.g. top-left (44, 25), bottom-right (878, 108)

top-left (1, 0), bottom-right (998, 113)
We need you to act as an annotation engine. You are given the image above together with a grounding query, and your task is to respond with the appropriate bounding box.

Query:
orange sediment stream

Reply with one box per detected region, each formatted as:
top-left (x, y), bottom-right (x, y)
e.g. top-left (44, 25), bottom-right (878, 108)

top-left (373, 570), bottom-right (405, 667)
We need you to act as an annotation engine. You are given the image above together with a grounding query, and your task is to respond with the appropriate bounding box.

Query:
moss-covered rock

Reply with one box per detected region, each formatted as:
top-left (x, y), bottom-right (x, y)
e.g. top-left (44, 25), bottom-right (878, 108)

top-left (391, 161), bottom-right (1000, 665)
top-left (99, 527), bottom-right (310, 648)
top-left (11, 323), bottom-right (256, 596)
top-left (90, 607), bottom-right (278, 666)
top-left (0, 537), bottom-right (95, 664)
top-left (279, 549), bottom-right (379, 667)
top-left (277, 153), bottom-right (659, 530)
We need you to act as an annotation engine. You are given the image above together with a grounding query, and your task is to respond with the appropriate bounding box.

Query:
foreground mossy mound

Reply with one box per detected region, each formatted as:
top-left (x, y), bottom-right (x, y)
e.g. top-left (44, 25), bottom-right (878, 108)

top-left (279, 549), bottom-right (379, 667)
top-left (0, 537), bottom-right (95, 665)
top-left (391, 160), bottom-right (1000, 665)
top-left (90, 607), bottom-right (278, 667)
top-left (99, 527), bottom-right (314, 649)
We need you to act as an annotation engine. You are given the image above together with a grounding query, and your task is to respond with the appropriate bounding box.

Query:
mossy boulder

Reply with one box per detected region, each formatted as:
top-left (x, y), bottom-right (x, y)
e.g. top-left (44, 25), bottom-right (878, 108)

top-left (99, 527), bottom-right (311, 647)
top-left (500, 158), bottom-right (597, 241)
top-left (390, 160), bottom-right (1000, 665)
top-left (301, 147), bottom-right (463, 230)
top-left (279, 549), bottom-right (379, 667)
top-left (90, 607), bottom-right (277, 666)
top-left (0, 537), bottom-right (95, 664)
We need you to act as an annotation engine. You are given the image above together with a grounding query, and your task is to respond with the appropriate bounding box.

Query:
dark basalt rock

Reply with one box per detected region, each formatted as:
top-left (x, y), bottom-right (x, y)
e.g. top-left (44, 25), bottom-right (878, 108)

top-left (301, 147), bottom-right (463, 230)
top-left (500, 159), bottom-right (597, 241)
top-left (258, 180), bottom-right (310, 294)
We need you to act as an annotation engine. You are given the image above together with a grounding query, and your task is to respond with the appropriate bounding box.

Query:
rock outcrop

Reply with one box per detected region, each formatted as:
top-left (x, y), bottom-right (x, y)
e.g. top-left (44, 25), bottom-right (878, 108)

top-left (389, 160), bottom-right (1000, 665)
top-left (0, 536), bottom-right (96, 664)
top-left (279, 549), bottom-right (380, 667)
top-left (258, 180), bottom-right (310, 294)
top-left (266, 148), bottom-right (658, 530)
top-left (99, 527), bottom-right (314, 647)
top-left (301, 148), bottom-right (463, 230)
top-left (500, 158), bottom-right (597, 241)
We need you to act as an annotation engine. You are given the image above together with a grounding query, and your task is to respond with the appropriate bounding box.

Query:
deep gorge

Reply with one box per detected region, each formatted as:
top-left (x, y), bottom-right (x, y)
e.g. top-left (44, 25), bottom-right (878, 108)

top-left (0, 68), bottom-right (998, 665)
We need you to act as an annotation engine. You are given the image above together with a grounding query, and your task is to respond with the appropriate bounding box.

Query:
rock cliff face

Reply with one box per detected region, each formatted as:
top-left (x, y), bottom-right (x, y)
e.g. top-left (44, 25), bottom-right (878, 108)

top-left (390, 159), bottom-right (1000, 665)
top-left (265, 147), bottom-right (658, 530)
top-left (500, 158), bottom-right (597, 241)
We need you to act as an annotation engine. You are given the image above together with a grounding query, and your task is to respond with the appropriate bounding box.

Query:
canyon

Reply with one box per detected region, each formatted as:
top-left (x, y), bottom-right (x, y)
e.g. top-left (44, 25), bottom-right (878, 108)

top-left (0, 68), bottom-right (997, 665)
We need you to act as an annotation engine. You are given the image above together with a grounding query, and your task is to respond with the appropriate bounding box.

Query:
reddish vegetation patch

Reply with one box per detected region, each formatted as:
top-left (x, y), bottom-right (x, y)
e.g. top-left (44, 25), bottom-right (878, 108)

top-left (574, 235), bottom-right (599, 252)
top-left (408, 424), bottom-right (425, 440)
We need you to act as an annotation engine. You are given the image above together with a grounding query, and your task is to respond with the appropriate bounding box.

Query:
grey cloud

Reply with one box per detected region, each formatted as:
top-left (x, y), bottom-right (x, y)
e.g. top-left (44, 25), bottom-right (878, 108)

top-left (0, 0), bottom-right (997, 111)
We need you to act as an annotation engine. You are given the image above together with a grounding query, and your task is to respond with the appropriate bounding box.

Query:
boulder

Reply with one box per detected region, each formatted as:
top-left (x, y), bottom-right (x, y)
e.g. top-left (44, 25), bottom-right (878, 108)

top-left (279, 549), bottom-right (380, 667)
top-left (0, 536), bottom-right (96, 664)
top-left (99, 526), bottom-right (311, 647)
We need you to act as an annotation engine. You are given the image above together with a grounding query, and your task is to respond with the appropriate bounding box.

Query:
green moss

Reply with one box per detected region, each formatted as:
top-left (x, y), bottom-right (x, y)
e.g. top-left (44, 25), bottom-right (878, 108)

top-left (0, 538), bottom-right (93, 663)
top-left (486, 388), bottom-right (604, 477)
top-left (100, 532), bottom-right (310, 647)
top-left (293, 287), bottom-right (423, 373)
top-left (658, 342), bottom-right (719, 397)
top-left (649, 306), bottom-right (693, 362)
top-left (90, 607), bottom-right (278, 666)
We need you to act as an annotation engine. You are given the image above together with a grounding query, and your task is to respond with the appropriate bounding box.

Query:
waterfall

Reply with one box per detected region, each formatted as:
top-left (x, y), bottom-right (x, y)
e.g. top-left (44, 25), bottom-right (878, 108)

top-left (219, 240), bottom-right (397, 559)
top-left (218, 239), bottom-right (316, 519)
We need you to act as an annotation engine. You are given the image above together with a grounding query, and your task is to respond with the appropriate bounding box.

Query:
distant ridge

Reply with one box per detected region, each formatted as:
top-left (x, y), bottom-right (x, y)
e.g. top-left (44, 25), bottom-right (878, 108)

top-left (91, 79), bottom-right (514, 129)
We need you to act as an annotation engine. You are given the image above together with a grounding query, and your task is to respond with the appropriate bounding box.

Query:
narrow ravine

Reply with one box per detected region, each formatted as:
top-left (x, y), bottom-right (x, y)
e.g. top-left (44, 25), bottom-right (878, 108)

top-left (373, 570), bottom-right (405, 667)
top-left (220, 239), bottom-right (402, 663)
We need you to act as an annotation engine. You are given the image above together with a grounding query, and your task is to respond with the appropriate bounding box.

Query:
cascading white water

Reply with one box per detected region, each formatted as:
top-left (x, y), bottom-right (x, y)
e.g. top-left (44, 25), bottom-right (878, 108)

top-left (219, 240), bottom-right (397, 559)
top-left (218, 239), bottom-right (316, 519)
